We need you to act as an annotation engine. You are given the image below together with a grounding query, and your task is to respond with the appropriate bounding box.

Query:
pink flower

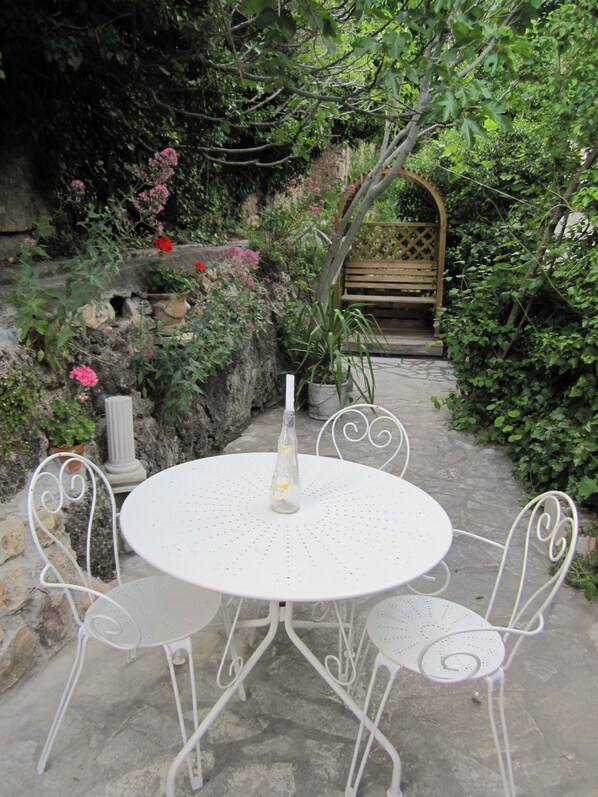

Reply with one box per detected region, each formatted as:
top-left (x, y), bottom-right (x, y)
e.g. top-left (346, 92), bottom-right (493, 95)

top-left (244, 274), bottom-right (256, 290)
top-left (225, 245), bottom-right (243, 261)
top-left (312, 186), bottom-right (321, 194)
top-left (240, 249), bottom-right (259, 270)
top-left (244, 321), bottom-right (255, 331)
top-left (133, 184), bottom-right (169, 220)
top-left (132, 147), bottom-right (178, 184)
top-left (70, 179), bottom-right (86, 197)
top-left (69, 365), bottom-right (98, 388)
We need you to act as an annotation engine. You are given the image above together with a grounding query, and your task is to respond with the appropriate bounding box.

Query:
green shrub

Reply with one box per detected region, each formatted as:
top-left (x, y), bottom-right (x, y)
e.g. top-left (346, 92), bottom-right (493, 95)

top-left (0, 364), bottom-right (42, 454)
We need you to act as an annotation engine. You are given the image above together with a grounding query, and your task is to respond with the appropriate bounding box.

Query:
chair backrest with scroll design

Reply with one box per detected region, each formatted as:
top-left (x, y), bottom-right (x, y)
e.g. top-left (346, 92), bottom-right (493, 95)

top-left (26, 452), bottom-right (137, 649)
top-left (482, 490), bottom-right (578, 671)
top-left (315, 403), bottom-right (410, 476)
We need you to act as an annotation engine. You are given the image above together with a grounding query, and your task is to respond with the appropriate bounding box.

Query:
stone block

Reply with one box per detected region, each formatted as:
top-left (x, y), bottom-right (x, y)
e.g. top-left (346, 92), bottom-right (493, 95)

top-left (35, 591), bottom-right (73, 647)
top-left (0, 624), bottom-right (35, 693)
top-left (0, 515), bottom-right (25, 564)
top-left (121, 297), bottom-right (143, 325)
top-left (77, 300), bottom-right (116, 330)
top-left (0, 562), bottom-right (33, 616)
top-left (36, 508), bottom-right (63, 547)
top-left (0, 152), bottom-right (49, 232)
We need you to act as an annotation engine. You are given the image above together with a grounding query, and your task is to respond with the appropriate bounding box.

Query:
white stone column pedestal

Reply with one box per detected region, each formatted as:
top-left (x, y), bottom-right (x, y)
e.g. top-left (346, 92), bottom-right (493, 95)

top-left (104, 396), bottom-right (146, 494)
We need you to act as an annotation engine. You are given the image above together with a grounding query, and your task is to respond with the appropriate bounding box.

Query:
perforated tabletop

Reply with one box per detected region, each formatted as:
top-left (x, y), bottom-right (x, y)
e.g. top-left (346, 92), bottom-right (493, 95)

top-left (120, 453), bottom-right (452, 602)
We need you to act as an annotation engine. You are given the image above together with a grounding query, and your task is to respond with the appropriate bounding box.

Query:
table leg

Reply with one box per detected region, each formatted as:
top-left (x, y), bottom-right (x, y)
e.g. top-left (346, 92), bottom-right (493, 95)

top-left (166, 600), bottom-right (280, 797)
top-left (284, 602), bottom-right (403, 797)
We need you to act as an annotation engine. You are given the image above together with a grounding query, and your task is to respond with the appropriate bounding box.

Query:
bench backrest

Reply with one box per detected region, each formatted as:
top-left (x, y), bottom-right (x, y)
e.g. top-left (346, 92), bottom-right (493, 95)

top-left (342, 221), bottom-right (443, 311)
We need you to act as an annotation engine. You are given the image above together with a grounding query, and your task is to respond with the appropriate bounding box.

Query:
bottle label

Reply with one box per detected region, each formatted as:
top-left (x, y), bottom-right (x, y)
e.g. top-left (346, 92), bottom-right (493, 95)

top-left (270, 481), bottom-right (290, 500)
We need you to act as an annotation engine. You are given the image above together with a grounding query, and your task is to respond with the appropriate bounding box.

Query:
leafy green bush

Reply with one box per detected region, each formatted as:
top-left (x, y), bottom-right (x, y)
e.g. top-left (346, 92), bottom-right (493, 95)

top-left (0, 364), bottom-right (42, 453)
top-left (245, 175), bottom-right (335, 284)
top-left (407, 124), bottom-right (598, 510)
top-left (136, 246), bottom-right (271, 422)
top-left (566, 553), bottom-right (598, 602)
top-left (348, 119), bottom-right (595, 512)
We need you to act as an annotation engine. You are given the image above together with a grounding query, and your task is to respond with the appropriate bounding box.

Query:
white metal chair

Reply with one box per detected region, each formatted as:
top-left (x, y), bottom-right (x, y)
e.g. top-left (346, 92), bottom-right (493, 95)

top-left (346, 490), bottom-right (578, 797)
top-left (309, 404), bottom-right (411, 685)
top-left (27, 452), bottom-right (221, 789)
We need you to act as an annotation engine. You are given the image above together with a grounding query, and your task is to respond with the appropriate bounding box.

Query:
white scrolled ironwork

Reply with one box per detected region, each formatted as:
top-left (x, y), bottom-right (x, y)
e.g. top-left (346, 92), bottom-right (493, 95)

top-left (217, 598), bottom-right (246, 690)
top-left (316, 403), bottom-right (410, 475)
top-left (310, 601), bottom-right (332, 623)
top-left (28, 452), bottom-right (220, 789)
top-left (347, 490), bottom-right (578, 797)
top-left (322, 601), bottom-right (357, 687)
top-left (405, 559), bottom-right (451, 596)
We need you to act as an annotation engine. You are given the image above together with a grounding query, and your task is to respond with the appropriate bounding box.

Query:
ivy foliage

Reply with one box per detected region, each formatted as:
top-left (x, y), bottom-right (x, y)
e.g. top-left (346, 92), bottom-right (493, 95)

top-left (379, 149), bottom-right (596, 508)
top-left (0, 362), bottom-right (42, 455)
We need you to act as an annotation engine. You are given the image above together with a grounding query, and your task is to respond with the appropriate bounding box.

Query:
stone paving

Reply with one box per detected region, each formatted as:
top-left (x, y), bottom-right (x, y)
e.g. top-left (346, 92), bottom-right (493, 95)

top-left (0, 357), bottom-right (597, 797)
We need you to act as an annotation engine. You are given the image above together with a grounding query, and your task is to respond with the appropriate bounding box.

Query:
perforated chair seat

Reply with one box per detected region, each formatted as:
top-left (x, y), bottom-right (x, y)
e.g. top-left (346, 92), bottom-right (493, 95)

top-left (367, 595), bottom-right (505, 681)
top-left (85, 575), bottom-right (220, 648)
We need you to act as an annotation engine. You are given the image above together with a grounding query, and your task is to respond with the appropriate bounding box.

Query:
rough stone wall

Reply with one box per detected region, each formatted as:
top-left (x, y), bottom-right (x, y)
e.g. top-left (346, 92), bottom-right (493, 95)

top-left (308, 144), bottom-right (353, 190)
top-left (0, 145), bottom-right (50, 261)
top-left (239, 144), bottom-right (353, 225)
top-left (0, 247), bottom-right (288, 692)
top-left (0, 509), bottom-right (74, 693)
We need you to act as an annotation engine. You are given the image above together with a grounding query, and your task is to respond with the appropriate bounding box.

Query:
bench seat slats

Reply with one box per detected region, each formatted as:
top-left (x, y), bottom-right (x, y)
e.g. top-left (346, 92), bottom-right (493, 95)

top-left (341, 293), bottom-right (437, 305)
top-left (345, 277), bottom-right (436, 288)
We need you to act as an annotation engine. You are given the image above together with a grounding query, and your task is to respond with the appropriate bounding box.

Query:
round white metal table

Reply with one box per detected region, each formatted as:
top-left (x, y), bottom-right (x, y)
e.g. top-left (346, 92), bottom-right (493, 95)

top-left (120, 452), bottom-right (453, 797)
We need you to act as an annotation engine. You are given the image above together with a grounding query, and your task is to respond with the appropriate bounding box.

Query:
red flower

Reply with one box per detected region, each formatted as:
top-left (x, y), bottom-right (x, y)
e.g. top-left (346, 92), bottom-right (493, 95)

top-left (194, 261), bottom-right (206, 272)
top-left (152, 235), bottom-right (173, 254)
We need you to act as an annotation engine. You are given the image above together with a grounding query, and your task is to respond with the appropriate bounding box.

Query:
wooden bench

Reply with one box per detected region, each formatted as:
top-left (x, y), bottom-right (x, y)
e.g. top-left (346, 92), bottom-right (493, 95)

top-left (340, 221), bottom-right (444, 318)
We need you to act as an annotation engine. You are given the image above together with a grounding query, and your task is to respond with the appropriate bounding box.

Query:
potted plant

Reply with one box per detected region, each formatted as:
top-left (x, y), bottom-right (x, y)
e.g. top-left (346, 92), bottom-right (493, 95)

top-left (285, 288), bottom-right (383, 420)
top-left (147, 235), bottom-right (199, 331)
top-left (42, 365), bottom-right (98, 468)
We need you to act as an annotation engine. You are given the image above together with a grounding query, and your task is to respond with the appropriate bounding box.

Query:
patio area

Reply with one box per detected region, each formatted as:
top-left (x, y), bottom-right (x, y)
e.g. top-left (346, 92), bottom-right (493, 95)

top-left (1, 357), bottom-right (597, 797)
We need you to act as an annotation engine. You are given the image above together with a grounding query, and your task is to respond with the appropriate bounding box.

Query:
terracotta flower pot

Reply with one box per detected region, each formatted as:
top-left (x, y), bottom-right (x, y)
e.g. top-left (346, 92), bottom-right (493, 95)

top-left (50, 443), bottom-right (86, 473)
top-left (148, 291), bottom-right (190, 332)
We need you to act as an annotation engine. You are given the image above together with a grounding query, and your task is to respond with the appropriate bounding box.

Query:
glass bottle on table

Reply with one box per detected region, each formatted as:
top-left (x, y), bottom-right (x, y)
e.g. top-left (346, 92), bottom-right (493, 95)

top-left (270, 375), bottom-right (301, 514)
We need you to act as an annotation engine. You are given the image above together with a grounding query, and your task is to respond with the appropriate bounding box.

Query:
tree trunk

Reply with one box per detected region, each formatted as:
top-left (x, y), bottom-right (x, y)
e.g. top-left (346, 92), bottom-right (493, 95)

top-left (315, 41), bottom-right (440, 307)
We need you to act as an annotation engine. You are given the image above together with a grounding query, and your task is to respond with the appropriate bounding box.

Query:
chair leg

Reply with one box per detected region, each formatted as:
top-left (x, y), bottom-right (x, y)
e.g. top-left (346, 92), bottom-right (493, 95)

top-left (218, 601), bottom-right (246, 702)
top-left (338, 600), bottom-right (356, 683)
top-left (486, 671), bottom-right (517, 797)
top-left (322, 600), bottom-right (356, 687)
top-left (164, 638), bottom-right (202, 791)
top-left (348, 625), bottom-right (371, 698)
top-left (38, 627), bottom-right (90, 774)
top-left (345, 652), bottom-right (402, 797)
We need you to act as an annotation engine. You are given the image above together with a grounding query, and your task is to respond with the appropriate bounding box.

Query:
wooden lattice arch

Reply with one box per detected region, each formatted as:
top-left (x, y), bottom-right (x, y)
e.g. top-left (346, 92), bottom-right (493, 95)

top-left (335, 168), bottom-right (447, 318)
